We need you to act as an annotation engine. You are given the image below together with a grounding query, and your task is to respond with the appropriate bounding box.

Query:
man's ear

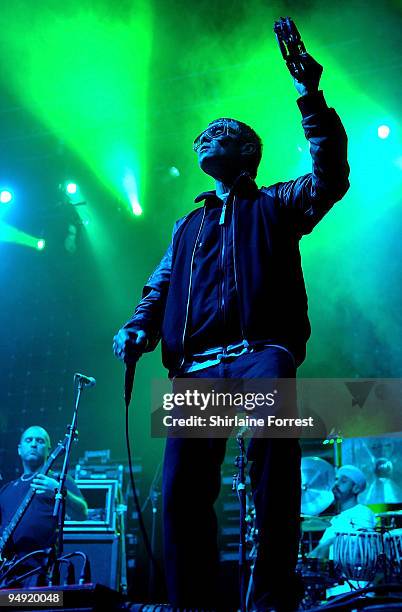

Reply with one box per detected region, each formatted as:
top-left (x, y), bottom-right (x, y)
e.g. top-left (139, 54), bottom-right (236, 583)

top-left (352, 484), bottom-right (361, 495)
top-left (18, 444), bottom-right (22, 458)
top-left (241, 142), bottom-right (258, 156)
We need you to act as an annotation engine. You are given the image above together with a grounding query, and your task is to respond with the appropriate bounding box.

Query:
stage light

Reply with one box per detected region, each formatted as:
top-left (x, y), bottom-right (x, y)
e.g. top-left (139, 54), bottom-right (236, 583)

top-left (378, 125), bottom-right (390, 139)
top-left (36, 239), bottom-right (46, 250)
top-left (169, 166), bottom-right (180, 178)
top-left (123, 171), bottom-right (143, 216)
top-left (0, 190), bottom-right (13, 204)
top-left (132, 202), bottom-right (143, 216)
top-left (66, 182), bottom-right (78, 195)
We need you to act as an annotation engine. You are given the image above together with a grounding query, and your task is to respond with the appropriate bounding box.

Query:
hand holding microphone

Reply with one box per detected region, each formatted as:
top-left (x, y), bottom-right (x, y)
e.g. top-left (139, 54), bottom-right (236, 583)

top-left (113, 328), bottom-right (149, 406)
top-left (113, 328), bottom-right (148, 365)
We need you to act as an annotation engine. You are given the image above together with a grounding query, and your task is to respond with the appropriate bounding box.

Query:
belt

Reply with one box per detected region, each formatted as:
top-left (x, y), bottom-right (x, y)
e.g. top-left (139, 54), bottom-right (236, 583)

top-left (178, 340), bottom-right (295, 375)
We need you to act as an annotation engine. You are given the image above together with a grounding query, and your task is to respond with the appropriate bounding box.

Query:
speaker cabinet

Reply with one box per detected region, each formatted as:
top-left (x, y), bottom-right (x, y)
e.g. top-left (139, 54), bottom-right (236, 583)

top-left (62, 532), bottom-right (122, 590)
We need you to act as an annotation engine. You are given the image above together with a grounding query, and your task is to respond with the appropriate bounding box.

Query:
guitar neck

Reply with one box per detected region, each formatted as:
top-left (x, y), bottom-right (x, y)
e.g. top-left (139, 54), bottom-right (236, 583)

top-left (0, 486), bottom-right (36, 555)
top-left (0, 438), bottom-right (66, 556)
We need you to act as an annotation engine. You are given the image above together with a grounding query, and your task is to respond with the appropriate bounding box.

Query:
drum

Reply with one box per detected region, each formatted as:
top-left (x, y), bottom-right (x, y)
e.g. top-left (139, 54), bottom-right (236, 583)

top-left (333, 530), bottom-right (382, 582)
top-left (385, 528), bottom-right (402, 579)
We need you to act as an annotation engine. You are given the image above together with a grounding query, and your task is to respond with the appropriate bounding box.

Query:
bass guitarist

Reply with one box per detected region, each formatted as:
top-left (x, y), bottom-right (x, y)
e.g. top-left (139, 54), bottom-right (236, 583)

top-left (0, 425), bottom-right (87, 584)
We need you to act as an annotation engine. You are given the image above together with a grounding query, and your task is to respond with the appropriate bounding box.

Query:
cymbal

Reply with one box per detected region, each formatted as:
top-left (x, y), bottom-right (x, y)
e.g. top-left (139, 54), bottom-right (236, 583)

top-left (301, 514), bottom-right (333, 519)
top-left (301, 457), bottom-right (335, 515)
top-left (301, 515), bottom-right (332, 532)
top-left (375, 510), bottom-right (402, 517)
top-left (364, 478), bottom-right (402, 505)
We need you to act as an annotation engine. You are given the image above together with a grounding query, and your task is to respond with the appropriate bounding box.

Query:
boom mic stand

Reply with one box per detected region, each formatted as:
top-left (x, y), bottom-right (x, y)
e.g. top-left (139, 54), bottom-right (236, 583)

top-left (49, 372), bottom-right (95, 584)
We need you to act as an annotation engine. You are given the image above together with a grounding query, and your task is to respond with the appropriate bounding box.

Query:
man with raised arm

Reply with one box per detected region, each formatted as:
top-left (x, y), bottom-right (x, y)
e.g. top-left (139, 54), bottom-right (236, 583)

top-left (114, 21), bottom-right (349, 611)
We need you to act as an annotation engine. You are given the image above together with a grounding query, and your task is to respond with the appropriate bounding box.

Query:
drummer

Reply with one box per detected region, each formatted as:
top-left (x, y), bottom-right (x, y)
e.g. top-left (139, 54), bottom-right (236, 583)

top-left (309, 464), bottom-right (376, 559)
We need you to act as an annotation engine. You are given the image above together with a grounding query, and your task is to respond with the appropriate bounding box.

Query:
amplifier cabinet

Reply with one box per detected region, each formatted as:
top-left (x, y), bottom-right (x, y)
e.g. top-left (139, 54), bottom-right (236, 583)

top-left (62, 532), bottom-right (122, 591)
top-left (64, 479), bottom-right (120, 532)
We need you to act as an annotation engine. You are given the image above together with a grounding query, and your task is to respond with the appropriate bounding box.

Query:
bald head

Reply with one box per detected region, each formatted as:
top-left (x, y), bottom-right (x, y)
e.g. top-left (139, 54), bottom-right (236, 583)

top-left (18, 426), bottom-right (51, 473)
top-left (20, 426), bottom-right (51, 447)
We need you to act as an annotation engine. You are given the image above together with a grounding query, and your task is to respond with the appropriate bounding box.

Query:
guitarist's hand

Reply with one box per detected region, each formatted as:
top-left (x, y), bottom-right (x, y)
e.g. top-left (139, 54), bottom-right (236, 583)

top-left (31, 474), bottom-right (59, 499)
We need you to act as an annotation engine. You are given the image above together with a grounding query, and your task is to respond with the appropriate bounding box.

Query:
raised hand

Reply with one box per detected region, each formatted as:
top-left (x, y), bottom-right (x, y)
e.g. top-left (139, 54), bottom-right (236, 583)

top-left (274, 16), bottom-right (323, 96)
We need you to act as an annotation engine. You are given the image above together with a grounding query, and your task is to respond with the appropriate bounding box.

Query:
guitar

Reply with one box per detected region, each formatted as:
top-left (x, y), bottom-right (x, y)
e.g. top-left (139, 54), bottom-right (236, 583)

top-left (0, 436), bottom-right (68, 567)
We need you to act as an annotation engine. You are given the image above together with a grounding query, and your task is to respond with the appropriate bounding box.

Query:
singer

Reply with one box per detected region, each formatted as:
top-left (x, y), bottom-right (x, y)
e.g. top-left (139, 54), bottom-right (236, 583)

top-left (113, 24), bottom-right (349, 610)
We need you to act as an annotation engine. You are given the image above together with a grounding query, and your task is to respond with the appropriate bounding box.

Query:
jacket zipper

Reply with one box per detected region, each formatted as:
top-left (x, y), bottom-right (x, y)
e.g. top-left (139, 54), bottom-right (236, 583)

top-left (219, 200), bottom-right (227, 225)
top-left (219, 201), bottom-right (227, 345)
top-left (232, 195), bottom-right (247, 344)
top-left (179, 206), bottom-right (207, 369)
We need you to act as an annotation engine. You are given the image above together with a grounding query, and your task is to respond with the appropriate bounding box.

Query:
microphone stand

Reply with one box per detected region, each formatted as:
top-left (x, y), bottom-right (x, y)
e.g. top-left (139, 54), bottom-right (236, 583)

top-left (49, 373), bottom-right (90, 584)
top-left (233, 430), bottom-right (248, 612)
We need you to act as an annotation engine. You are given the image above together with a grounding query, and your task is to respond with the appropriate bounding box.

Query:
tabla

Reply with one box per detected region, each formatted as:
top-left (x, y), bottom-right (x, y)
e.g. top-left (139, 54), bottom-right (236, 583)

top-left (333, 530), bottom-right (382, 582)
top-left (385, 528), bottom-right (402, 579)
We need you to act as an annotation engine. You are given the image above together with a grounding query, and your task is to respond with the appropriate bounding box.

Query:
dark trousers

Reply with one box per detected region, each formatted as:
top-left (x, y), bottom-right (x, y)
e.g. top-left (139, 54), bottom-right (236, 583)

top-left (162, 347), bottom-right (302, 610)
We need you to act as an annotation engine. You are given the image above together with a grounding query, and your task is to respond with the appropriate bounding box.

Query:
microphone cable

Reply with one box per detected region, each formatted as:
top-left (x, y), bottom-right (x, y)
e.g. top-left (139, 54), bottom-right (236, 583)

top-left (124, 363), bottom-right (163, 588)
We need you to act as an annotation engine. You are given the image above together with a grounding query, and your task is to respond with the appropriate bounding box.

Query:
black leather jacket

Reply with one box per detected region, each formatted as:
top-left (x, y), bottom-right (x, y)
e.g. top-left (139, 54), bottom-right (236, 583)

top-left (123, 91), bottom-right (350, 376)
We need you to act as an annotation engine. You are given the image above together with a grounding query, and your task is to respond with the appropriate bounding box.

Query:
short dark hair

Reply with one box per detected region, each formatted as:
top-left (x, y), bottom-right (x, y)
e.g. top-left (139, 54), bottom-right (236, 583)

top-left (208, 117), bottom-right (263, 178)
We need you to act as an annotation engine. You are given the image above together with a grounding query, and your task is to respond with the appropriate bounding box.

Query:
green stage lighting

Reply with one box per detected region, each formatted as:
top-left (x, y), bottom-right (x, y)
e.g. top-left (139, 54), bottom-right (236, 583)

top-left (0, 222), bottom-right (45, 250)
top-left (132, 202), bottom-right (143, 216)
top-left (123, 171), bottom-right (143, 216)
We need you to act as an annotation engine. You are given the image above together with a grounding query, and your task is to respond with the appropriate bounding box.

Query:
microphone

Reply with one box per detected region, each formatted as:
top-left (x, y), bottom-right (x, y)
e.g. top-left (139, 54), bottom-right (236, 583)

top-left (120, 330), bottom-right (147, 406)
top-left (74, 373), bottom-right (96, 387)
top-left (125, 363), bottom-right (136, 407)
